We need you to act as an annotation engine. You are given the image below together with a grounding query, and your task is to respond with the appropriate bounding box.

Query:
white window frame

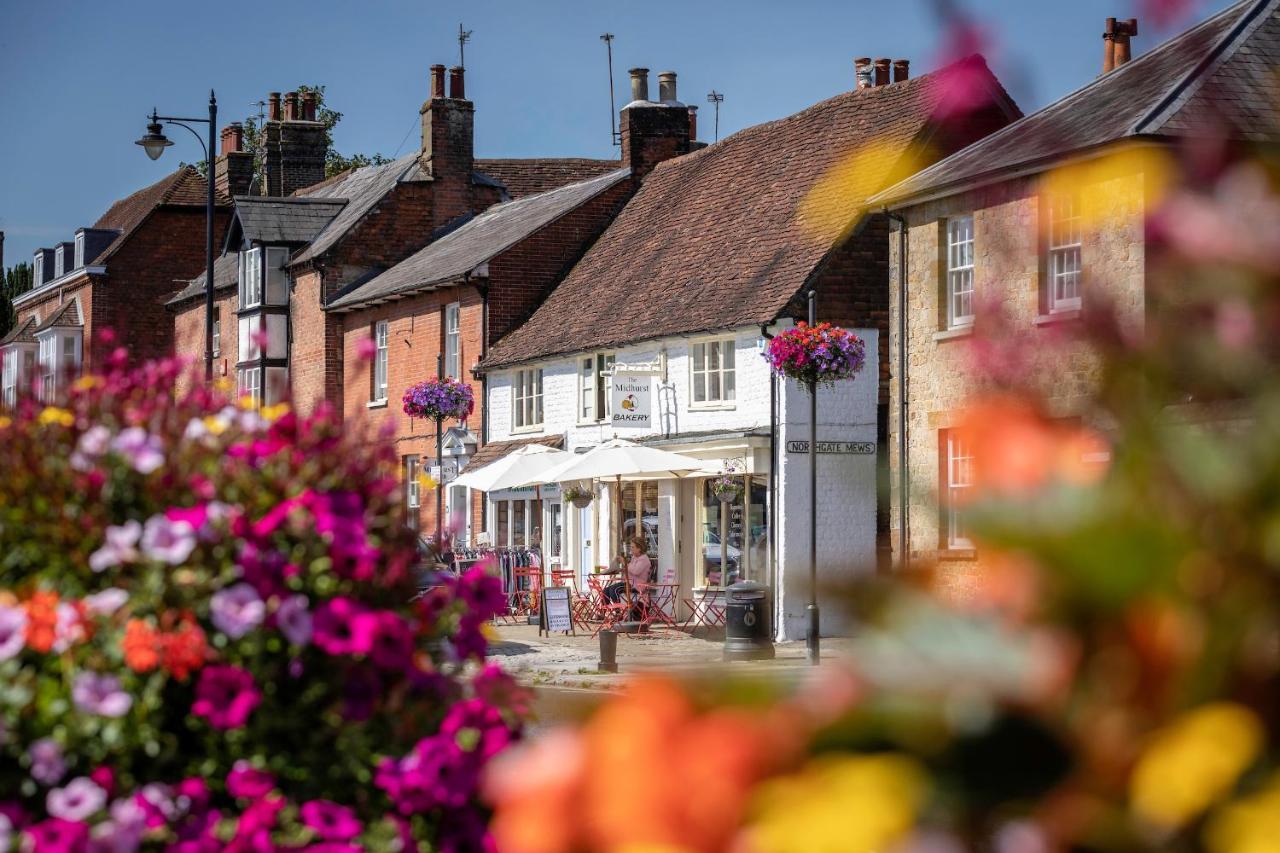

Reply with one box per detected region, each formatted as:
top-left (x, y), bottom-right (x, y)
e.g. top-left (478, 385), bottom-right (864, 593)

top-left (372, 321), bottom-right (389, 403)
top-left (37, 335), bottom-right (56, 401)
top-left (946, 215), bottom-right (975, 328)
top-left (578, 352), bottom-right (615, 424)
top-left (238, 366), bottom-right (262, 407)
top-left (238, 247), bottom-right (262, 310)
top-left (513, 368), bottom-right (544, 431)
top-left (405, 455), bottom-right (421, 509)
top-left (1047, 194), bottom-right (1082, 313)
top-left (1, 349), bottom-right (18, 407)
top-left (944, 431), bottom-right (973, 550)
top-left (33, 254), bottom-right (44, 289)
top-left (444, 302), bottom-right (461, 379)
top-left (74, 233), bottom-right (85, 268)
top-left (212, 316), bottom-right (221, 358)
top-left (690, 338), bottom-right (736, 408)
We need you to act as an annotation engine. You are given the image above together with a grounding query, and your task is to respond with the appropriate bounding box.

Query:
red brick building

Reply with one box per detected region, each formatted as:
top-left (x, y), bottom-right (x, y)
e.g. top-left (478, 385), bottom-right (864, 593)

top-left (2, 168), bottom-right (230, 404)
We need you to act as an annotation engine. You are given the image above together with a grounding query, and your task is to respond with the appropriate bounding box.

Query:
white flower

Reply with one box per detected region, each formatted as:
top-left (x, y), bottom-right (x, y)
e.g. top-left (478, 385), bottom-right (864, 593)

top-left (46, 776), bottom-right (108, 822)
top-left (84, 588), bottom-right (129, 616)
top-left (89, 520), bottom-right (142, 572)
top-left (139, 515), bottom-right (197, 566)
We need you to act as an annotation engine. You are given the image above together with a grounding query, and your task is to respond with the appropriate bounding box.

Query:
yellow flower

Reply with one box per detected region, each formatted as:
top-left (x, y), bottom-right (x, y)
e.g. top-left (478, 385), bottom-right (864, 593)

top-left (0, 416), bottom-right (11, 431)
top-left (260, 402), bottom-right (290, 423)
top-left (1205, 774), bottom-right (1280, 853)
top-left (201, 415), bottom-right (229, 436)
top-left (419, 472), bottom-right (438, 491)
top-left (72, 375), bottom-right (103, 391)
top-left (37, 407), bottom-right (75, 428)
top-left (1131, 703), bottom-right (1264, 830)
top-left (236, 394), bottom-right (258, 410)
top-left (744, 754), bottom-right (927, 853)
top-left (213, 377), bottom-right (235, 394)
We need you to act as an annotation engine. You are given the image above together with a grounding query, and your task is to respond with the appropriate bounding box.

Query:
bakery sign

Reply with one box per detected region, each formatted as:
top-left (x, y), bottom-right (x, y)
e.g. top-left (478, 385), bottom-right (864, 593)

top-left (610, 372), bottom-right (652, 428)
top-left (786, 440), bottom-right (876, 454)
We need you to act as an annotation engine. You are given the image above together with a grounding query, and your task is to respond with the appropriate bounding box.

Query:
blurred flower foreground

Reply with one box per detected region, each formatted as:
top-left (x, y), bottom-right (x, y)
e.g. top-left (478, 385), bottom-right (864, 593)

top-left (0, 358), bottom-right (521, 851)
top-left (486, 148), bottom-right (1280, 851)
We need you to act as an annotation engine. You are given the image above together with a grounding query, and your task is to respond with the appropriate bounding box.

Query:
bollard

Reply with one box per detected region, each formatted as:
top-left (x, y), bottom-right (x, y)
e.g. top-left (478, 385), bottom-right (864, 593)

top-left (598, 629), bottom-right (619, 673)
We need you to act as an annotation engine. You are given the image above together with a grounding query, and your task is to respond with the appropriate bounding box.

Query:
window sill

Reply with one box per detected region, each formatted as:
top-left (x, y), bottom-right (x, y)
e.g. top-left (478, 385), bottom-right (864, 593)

top-left (1035, 309), bottom-right (1081, 326)
top-left (937, 547), bottom-right (978, 561)
top-left (510, 425), bottom-right (544, 435)
top-left (367, 399), bottom-right (388, 410)
top-left (932, 326), bottom-right (973, 342)
top-left (689, 402), bottom-right (737, 412)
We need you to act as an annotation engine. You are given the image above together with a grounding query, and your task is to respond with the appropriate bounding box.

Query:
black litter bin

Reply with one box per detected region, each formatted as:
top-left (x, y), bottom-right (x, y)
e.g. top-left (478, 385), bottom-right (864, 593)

top-left (723, 580), bottom-right (775, 661)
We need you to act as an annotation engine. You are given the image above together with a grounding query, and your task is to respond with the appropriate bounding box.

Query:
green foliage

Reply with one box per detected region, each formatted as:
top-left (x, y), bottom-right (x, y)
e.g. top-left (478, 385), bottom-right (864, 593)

top-left (1, 261), bottom-right (34, 338)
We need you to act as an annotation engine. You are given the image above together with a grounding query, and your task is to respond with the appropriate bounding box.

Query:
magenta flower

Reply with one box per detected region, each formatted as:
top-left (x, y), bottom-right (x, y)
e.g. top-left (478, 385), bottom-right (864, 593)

top-left (0, 604), bottom-right (26, 661)
top-left (368, 611), bottom-right (415, 669)
top-left (275, 595), bottom-right (312, 646)
top-left (402, 377), bottom-right (474, 421)
top-left (139, 514), bottom-right (197, 565)
top-left (313, 597), bottom-right (376, 656)
top-left (72, 672), bottom-right (132, 718)
top-left (191, 666), bottom-right (261, 730)
top-left (209, 583), bottom-right (265, 640)
top-left (46, 777), bottom-right (107, 822)
top-left (88, 520), bottom-right (142, 572)
top-left (226, 761), bottom-right (275, 799)
top-left (28, 739), bottom-right (65, 785)
top-left (110, 426), bottom-right (165, 475)
top-left (299, 800), bottom-right (362, 842)
top-left (21, 817), bottom-right (88, 852)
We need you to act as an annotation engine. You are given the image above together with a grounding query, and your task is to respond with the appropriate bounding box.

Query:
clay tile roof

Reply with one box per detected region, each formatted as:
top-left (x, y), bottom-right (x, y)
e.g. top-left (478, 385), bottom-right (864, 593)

top-left (166, 252), bottom-right (240, 307)
top-left (474, 158), bottom-right (623, 199)
top-left (0, 317), bottom-right (38, 346)
top-left (875, 0), bottom-right (1279, 206)
top-left (483, 57), bottom-right (1011, 370)
top-left (35, 299), bottom-right (82, 332)
top-left (91, 166), bottom-right (225, 265)
top-left (328, 168), bottom-right (631, 311)
top-left (467, 434), bottom-right (564, 470)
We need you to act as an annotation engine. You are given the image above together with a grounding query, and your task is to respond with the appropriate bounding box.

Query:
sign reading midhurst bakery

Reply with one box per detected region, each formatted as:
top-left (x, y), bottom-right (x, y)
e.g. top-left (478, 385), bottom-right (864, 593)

top-left (611, 373), bottom-right (652, 428)
top-left (786, 440), bottom-right (876, 454)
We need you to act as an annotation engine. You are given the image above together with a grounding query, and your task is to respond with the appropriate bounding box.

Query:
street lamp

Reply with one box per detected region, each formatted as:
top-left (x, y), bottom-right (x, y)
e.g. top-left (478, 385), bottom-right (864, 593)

top-left (134, 93), bottom-right (218, 382)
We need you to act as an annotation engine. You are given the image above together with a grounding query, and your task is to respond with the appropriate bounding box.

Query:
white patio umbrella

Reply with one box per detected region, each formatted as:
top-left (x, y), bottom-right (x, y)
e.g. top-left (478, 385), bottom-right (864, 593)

top-left (450, 444), bottom-right (571, 492)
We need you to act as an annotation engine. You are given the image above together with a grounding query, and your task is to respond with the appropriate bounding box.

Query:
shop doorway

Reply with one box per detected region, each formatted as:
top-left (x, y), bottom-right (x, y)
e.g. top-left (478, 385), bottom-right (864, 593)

top-left (578, 504), bottom-right (593, 582)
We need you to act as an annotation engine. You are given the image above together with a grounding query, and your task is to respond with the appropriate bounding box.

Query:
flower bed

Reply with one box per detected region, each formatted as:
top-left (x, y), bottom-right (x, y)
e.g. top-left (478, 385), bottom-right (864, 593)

top-left (0, 355), bottom-right (523, 851)
top-left (402, 378), bottom-right (474, 422)
top-left (762, 322), bottom-right (865, 387)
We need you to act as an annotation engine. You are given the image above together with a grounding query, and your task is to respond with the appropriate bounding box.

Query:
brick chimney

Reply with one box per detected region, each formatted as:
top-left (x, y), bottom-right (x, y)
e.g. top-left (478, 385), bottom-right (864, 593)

top-left (621, 67), bottom-right (691, 180)
top-left (261, 89), bottom-right (327, 196)
top-left (874, 58), bottom-right (891, 87)
top-left (855, 57), bottom-right (873, 90)
top-left (687, 105), bottom-right (698, 142)
top-left (1103, 17), bottom-right (1139, 73)
top-left (893, 59), bottom-right (910, 83)
top-left (420, 63), bottom-right (475, 220)
top-left (214, 123), bottom-right (254, 199)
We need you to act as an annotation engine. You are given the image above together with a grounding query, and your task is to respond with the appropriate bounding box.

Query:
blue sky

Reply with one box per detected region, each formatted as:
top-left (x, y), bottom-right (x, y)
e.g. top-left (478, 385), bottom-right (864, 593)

top-left (0, 0), bottom-right (1233, 268)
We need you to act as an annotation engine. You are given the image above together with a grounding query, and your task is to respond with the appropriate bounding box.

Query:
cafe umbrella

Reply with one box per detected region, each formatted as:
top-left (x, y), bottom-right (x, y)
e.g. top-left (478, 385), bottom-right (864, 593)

top-left (450, 444), bottom-right (571, 493)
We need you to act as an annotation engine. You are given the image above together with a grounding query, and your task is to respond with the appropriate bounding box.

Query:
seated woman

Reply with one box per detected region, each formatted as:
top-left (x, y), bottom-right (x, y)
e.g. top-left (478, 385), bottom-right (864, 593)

top-left (604, 537), bottom-right (652, 605)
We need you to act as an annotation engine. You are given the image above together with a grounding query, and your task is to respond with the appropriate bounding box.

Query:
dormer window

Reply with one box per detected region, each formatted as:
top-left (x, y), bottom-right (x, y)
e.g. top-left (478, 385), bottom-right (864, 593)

top-left (33, 254), bottom-right (44, 288)
top-left (75, 233), bottom-right (85, 268)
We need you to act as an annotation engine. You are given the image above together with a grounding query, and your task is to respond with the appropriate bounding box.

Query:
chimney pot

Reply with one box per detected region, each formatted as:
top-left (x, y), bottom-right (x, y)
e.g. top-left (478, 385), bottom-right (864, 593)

top-left (448, 66), bottom-right (465, 99)
top-left (220, 123), bottom-right (244, 154)
top-left (301, 91), bottom-right (317, 121)
top-left (893, 59), bottom-right (910, 83)
top-left (854, 57), bottom-right (873, 90)
top-left (283, 91), bottom-right (299, 121)
top-left (1103, 16), bottom-right (1138, 73)
top-left (657, 70), bottom-right (679, 104)
top-left (687, 104), bottom-right (698, 140)
top-left (268, 92), bottom-right (281, 121)
top-left (430, 64), bottom-right (446, 99)
top-left (874, 58), bottom-right (891, 87)
top-left (628, 67), bottom-right (650, 103)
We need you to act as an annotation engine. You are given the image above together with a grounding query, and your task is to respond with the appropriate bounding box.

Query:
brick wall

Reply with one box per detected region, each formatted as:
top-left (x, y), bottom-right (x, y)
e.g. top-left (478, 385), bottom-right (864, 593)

top-left (16, 278), bottom-right (95, 363)
top-left (172, 290), bottom-right (238, 396)
top-left (888, 170), bottom-right (1147, 594)
top-left (290, 267), bottom-right (345, 416)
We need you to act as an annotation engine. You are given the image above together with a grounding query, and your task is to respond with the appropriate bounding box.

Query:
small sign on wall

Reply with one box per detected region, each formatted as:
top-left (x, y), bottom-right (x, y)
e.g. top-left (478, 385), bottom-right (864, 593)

top-left (786, 440), bottom-right (876, 454)
top-left (611, 373), bottom-right (652, 429)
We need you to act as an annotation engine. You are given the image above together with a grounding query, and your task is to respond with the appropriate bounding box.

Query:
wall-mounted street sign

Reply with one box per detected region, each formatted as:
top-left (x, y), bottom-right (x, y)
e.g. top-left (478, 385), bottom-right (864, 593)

top-left (786, 440), bottom-right (876, 455)
top-left (611, 372), bottom-right (652, 429)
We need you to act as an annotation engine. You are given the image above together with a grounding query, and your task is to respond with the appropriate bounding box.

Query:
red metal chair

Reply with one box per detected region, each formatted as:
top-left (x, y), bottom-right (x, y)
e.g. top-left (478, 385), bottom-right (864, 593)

top-left (637, 583), bottom-right (681, 631)
top-left (681, 589), bottom-right (727, 631)
top-left (508, 567), bottom-right (543, 620)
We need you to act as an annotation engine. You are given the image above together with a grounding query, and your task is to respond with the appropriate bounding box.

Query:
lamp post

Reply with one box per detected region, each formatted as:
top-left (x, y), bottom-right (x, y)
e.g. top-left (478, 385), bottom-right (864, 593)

top-left (806, 289), bottom-right (820, 665)
top-left (135, 92), bottom-right (217, 383)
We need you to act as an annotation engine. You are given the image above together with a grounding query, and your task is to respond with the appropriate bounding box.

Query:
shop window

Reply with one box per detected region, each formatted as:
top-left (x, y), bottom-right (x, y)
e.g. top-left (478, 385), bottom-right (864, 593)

top-left (238, 247), bottom-right (262, 310)
top-left (444, 303), bottom-right (461, 379)
top-left (448, 484), bottom-right (468, 539)
top-left (699, 479), bottom-right (741, 587)
top-left (496, 501), bottom-right (510, 548)
top-left (941, 430), bottom-right (973, 550)
top-left (548, 502), bottom-right (563, 561)
top-left (1046, 193), bottom-right (1082, 313)
top-left (513, 368), bottom-right (543, 430)
top-left (512, 500), bottom-right (526, 547)
top-left (945, 215), bottom-right (975, 328)
top-left (579, 353), bottom-right (615, 422)
top-left (372, 321), bottom-right (389, 402)
top-left (691, 339), bottom-right (735, 406)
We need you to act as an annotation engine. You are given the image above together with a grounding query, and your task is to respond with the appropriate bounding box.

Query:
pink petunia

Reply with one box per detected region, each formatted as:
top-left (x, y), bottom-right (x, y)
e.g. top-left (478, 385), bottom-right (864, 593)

top-left (312, 598), bottom-right (376, 656)
top-left (191, 666), bottom-right (261, 730)
top-left (110, 427), bottom-right (165, 475)
top-left (299, 799), bottom-right (362, 842)
top-left (46, 777), bottom-right (107, 822)
top-left (139, 515), bottom-right (197, 566)
top-left (226, 762), bottom-right (275, 800)
top-left (88, 521), bottom-right (142, 572)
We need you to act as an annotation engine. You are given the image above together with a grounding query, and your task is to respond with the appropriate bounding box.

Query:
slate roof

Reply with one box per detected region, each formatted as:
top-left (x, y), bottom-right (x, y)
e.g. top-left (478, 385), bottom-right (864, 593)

top-left (874, 0), bottom-right (1280, 206)
top-left (328, 168), bottom-right (631, 311)
top-left (474, 158), bottom-right (623, 199)
top-left (231, 197), bottom-right (348, 245)
top-left (90, 166), bottom-right (222, 265)
top-left (482, 57), bottom-right (1016, 370)
top-left (166, 252), bottom-right (239, 307)
top-left (35, 299), bottom-right (82, 332)
top-left (0, 318), bottom-right (38, 347)
top-left (466, 434), bottom-right (564, 471)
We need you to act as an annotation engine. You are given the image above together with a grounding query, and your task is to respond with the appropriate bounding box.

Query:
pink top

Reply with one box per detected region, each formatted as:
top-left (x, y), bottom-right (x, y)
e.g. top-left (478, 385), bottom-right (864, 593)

top-left (627, 554), bottom-right (652, 590)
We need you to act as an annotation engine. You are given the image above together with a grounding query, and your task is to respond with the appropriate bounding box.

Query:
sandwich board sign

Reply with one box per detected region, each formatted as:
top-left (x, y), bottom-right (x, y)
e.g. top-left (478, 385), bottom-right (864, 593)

top-left (539, 586), bottom-right (575, 636)
top-left (610, 372), bottom-right (652, 429)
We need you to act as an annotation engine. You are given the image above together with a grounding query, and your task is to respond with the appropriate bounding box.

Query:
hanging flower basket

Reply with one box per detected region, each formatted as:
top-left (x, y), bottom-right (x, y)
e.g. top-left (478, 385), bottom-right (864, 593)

top-left (402, 377), bottom-right (474, 421)
top-left (762, 322), bottom-right (866, 387)
top-left (562, 484), bottom-right (593, 509)
top-left (710, 474), bottom-right (743, 504)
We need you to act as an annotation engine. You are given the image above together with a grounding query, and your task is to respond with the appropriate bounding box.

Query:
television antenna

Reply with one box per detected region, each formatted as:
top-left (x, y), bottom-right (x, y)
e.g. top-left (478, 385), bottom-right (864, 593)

top-left (458, 23), bottom-right (473, 69)
top-left (601, 33), bottom-right (620, 146)
top-left (706, 90), bottom-right (724, 142)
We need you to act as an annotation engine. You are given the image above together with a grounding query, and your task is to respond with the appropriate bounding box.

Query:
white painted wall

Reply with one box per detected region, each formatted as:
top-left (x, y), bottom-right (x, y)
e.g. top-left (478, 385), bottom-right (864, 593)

top-left (486, 324), bottom-right (880, 640)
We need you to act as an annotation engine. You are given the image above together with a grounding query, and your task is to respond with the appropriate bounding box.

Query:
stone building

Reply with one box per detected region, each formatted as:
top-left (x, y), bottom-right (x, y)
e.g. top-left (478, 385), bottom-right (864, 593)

top-left (2, 168), bottom-right (230, 404)
top-left (872, 0), bottom-right (1280, 586)
top-left (476, 57), bottom-right (1020, 639)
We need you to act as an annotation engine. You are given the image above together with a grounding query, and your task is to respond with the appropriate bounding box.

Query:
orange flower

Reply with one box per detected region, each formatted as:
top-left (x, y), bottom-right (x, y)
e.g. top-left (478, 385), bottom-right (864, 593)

top-left (159, 617), bottom-right (208, 681)
top-left (122, 619), bottom-right (160, 673)
top-left (23, 590), bottom-right (60, 653)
